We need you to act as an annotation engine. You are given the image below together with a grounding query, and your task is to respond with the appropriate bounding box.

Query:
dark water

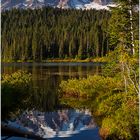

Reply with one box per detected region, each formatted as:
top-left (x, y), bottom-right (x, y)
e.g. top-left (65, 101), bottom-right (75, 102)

top-left (2, 62), bottom-right (103, 140)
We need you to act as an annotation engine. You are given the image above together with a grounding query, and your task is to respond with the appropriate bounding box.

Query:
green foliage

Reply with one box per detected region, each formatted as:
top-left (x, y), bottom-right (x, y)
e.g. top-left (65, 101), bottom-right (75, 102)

top-left (59, 75), bottom-right (123, 98)
top-left (100, 91), bottom-right (138, 140)
top-left (59, 73), bottom-right (138, 139)
top-left (108, 2), bottom-right (139, 55)
top-left (98, 2), bottom-right (139, 137)
top-left (1, 8), bottom-right (110, 61)
top-left (113, 0), bottom-right (139, 5)
top-left (1, 71), bottom-right (32, 120)
top-left (2, 71), bottom-right (31, 91)
top-left (58, 1), bottom-right (139, 139)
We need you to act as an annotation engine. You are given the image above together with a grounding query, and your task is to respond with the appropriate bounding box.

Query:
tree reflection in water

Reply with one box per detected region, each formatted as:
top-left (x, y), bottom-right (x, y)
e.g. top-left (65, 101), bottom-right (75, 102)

top-left (2, 63), bottom-right (102, 139)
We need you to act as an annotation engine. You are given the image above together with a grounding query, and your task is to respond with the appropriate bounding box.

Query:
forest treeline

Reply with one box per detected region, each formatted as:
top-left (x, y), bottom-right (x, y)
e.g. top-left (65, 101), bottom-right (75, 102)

top-left (2, 8), bottom-right (110, 61)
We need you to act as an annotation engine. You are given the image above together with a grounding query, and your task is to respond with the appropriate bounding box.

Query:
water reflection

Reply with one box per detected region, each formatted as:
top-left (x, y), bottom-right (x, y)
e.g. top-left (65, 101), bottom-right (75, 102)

top-left (2, 62), bottom-right (103, 119)
top-left (2, 62), bottom-right (102, 95)
top-left (2, 63), bottom-right (102, 139)
top-left (8, 109), bottom-right (100, 139)
top-left (2, 62), bottom-right (102, 77)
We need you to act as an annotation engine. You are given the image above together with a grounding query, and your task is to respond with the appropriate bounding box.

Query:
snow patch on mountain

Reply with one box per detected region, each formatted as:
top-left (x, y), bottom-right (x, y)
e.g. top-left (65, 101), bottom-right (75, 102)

top-left (85, 2), bottom-right (116, 10)
top-left (1, 0), bottom-right (115, 11)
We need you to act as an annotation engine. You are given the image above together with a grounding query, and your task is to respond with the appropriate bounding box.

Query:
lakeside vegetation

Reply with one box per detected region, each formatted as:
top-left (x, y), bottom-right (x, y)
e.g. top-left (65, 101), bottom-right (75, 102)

top-left (1, 70), bottom-right (60, 121)
top-left (1, 0), bottom-right (139, 139)
top-left (1, 56), bottom-right (109, 63)
top-left (59, 49), bottom-right (139, 139)
top-left (1, 71), bottom-right (32, 120)
top-left (59, 0), bottom-right (139, 139)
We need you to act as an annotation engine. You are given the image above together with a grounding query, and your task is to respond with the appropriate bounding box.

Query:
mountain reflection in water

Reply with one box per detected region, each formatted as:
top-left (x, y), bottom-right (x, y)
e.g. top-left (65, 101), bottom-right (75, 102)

top-left (8, 109), bottom-right (101, 139)
top-left (2, 63), bottom-right (103, 140)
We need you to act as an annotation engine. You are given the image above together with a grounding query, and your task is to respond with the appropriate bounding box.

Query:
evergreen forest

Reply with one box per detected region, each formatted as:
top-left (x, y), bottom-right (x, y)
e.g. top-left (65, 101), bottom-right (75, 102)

top-left (2, 8), bottom-right (111, 61)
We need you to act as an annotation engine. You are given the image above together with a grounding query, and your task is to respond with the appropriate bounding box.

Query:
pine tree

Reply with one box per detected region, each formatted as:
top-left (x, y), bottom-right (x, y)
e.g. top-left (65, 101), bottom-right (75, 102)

top-left (112, 0), bottom-right (139, 55)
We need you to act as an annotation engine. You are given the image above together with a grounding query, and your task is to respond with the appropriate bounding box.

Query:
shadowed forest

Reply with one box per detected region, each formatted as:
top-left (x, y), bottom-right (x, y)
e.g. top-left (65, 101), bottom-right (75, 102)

top-left (2, 8), bottom-right (110, 61)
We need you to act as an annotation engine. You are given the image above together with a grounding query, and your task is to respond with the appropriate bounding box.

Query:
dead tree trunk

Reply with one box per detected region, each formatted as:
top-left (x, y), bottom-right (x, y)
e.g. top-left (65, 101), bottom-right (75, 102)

top-left (128, 0), bottom-right (135, 55)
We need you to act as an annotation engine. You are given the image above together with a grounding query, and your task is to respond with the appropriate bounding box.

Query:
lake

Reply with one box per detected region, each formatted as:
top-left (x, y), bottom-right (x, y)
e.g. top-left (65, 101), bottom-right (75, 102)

top-left (2, 62), bottom-right (103, 140)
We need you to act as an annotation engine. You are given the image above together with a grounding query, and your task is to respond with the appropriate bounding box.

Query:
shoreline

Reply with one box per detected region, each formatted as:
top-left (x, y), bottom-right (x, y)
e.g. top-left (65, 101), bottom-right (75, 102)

top-left (1, 57), bottom-right (108, 63)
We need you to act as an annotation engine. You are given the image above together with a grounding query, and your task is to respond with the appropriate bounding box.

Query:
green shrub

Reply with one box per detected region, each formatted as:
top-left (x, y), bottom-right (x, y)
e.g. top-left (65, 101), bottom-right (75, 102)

top-left (59, 75), bottom-right (138, 139)
top-left (100, 96), bottom-right (138, 140)
top-left (59, 75), bottom-right (123, 98)
top-left (1, 70), bottom-right (32, 120)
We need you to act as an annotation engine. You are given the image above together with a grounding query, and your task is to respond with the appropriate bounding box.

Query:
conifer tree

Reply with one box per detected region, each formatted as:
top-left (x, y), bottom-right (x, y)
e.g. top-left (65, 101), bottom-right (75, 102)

top-left (112, 0), bottom-right (139, 55)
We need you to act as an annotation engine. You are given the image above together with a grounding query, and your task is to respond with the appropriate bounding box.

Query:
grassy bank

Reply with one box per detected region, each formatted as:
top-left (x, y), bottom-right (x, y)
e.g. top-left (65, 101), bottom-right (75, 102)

top-left (47, 57), bottom-right (108, 63)
top-left (1, 57), bottom-right (108, 63)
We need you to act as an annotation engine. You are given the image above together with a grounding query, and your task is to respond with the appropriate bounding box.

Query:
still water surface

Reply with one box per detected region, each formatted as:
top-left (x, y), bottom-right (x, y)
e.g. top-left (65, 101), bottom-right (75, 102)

top-left (2, 62), bottom-right (103, 140)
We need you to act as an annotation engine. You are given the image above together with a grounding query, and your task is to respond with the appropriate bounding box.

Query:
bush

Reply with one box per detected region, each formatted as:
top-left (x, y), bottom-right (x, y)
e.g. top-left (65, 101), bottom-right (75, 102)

top-left (59, 75), bottom-right (123, 98)
top-left (59, 75), bottom-right (138, 139)
top-left (1, 70), bottom-right (32, 120)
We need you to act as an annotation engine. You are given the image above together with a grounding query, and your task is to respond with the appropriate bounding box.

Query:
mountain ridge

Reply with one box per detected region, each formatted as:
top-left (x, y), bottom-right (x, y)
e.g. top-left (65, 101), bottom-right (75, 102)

top-left (1, 0), bottom-right (115, 11)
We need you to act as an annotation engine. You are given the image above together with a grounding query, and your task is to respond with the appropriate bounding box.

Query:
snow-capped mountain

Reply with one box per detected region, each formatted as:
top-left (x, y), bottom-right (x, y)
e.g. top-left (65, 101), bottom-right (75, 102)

top-left (1, 0), bottom-right (115, 11)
